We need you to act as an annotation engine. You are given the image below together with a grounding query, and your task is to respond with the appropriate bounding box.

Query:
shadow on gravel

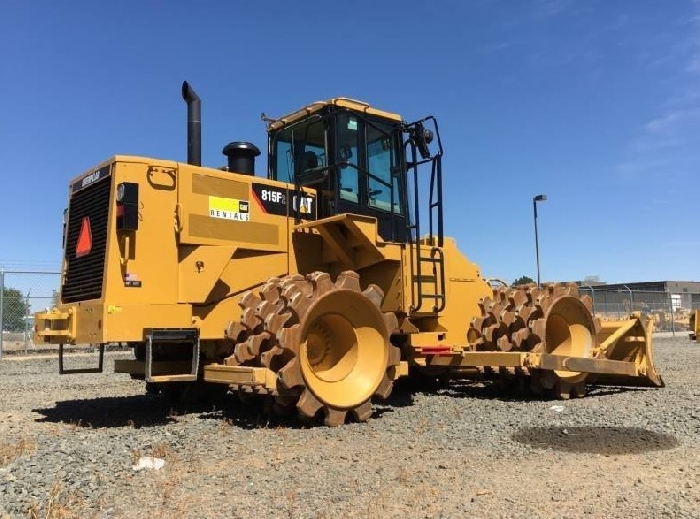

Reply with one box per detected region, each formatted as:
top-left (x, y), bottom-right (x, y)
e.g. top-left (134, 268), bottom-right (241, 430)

top-left (30, 380), bottom-right (660, 431)
top-left (197, 388), bottom-right (419, 428)
top-left (33, 384), bottom-right (418, 431)
top-left (200, 378), bottom-right (426, 428)
top-left (511, 426), bottom-right (679, 454)
top-left (33, 394), bottom-right (227, 429)
top-left (198, 399), bottom-right (312, 430)
top-left (391, 377), bottom-right (654, 403)
top-left (584, 386), bottom-right (651, 398)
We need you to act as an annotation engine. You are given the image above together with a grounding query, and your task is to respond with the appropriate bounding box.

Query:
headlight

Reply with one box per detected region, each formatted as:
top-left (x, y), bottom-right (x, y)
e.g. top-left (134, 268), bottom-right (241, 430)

top-left (116, 183), bottom-right (126, 202)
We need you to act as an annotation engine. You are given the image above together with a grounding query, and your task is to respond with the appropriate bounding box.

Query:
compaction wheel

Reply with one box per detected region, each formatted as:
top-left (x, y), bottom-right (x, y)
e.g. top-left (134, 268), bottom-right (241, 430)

top-left (469, 283), bottom-right (599, 399)
top-left (225, 271), bottom-right (400, 426)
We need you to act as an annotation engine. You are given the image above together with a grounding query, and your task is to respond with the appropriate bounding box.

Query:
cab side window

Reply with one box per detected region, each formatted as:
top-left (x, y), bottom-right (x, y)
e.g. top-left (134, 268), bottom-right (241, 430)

top-left (274, 127), bottom-right (294, 183)
top-left (337, 113), bottom-right (360, 203)
top-left (272, 121), bottom-right (326, 184)
top-left (367, 124), bottom-right (401, 215)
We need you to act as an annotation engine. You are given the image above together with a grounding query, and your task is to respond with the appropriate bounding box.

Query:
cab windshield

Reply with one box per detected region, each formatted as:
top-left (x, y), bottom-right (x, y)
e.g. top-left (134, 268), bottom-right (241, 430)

top-left (271, 117), bottom-right (326, 184)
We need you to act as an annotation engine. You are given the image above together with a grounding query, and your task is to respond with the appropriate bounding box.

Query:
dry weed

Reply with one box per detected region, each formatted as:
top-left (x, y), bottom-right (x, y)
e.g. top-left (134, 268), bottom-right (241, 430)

top-left (129, 448), bottom-right (142, 466)
top-left (67, 419), bottom-right (83, 431)
top-left (0, 437), bottom-right (37, 466)
top-left (366, 498), bottom-right (386, 518)
top-left (26, 481), bottom-right (86, 519)
top-left (285, 489), bottom-right (299, 519)
top-left (167, 406), bottom-right (185, 418)
top-left (216, 417), bottom-right (233, 433)
top-left (150, 441), bottom-right (173, 459)
top-left (397, 466), bottom-right (410, 484)
top-left (45, 424), bottom-right (64, 437)
top-left (158, 471), bottom-right (181, 505)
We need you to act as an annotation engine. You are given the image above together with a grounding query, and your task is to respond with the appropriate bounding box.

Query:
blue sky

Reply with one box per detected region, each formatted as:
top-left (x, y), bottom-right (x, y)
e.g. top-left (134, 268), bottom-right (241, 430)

top-left (1, 0), bottom-right (699, 286)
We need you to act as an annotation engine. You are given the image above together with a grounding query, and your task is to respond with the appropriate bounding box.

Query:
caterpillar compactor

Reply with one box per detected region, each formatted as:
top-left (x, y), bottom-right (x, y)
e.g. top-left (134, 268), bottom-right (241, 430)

top-left (690, 310), bottom-right (699, 342)
top-left (35, 82), bottom-right (663, 426)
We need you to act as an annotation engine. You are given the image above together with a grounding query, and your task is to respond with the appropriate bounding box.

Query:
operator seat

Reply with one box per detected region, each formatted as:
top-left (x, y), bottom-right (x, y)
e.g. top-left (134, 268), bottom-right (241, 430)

top-left (303, 151), bottom-right (318, 171)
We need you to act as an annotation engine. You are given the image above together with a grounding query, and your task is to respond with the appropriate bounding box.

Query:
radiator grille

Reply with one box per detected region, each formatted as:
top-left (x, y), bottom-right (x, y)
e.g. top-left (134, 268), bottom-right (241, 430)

top-left (62, 173), bottom-right (112, 303)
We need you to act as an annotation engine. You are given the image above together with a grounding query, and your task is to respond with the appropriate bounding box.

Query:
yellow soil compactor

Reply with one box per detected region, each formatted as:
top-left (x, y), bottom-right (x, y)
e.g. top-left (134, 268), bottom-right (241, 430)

top-left (35, 82), bottom-right (663, 426)
top-left (690, 310), bottom-right (699, 342)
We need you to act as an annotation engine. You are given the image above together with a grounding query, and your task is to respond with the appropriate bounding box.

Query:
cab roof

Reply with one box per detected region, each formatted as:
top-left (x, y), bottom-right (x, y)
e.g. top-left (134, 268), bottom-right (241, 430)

top-left (265, 98), bottom-right (403, 131)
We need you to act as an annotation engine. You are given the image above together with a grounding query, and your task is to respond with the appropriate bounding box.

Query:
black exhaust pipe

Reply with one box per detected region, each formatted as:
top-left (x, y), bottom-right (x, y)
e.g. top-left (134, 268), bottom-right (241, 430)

top-left (181, 81), bottom-right (201, 166)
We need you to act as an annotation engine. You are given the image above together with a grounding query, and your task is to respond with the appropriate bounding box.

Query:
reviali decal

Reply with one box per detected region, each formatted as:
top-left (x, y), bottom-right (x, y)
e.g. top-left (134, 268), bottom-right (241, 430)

top-left (208, 196), bottom-right (250, 222)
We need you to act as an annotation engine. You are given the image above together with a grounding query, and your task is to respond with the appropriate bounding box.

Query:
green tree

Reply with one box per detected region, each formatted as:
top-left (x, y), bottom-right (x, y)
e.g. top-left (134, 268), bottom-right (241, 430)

top-left (1, 287), bottom-right (30, 332)
top-left (513, 275), bottom-right (535, 286)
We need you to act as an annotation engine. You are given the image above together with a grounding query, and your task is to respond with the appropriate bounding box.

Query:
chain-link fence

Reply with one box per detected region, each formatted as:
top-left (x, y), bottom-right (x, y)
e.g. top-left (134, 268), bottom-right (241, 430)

top-left (1, 269), bottom-right (697, 356)
top-left (578, 286), bottom-right (699, 334)
top-left (0, 270), bottom-right (60, 358)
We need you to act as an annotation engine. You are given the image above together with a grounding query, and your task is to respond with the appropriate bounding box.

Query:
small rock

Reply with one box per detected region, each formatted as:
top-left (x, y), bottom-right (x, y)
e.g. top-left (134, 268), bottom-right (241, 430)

top-left (131, 457), bottom-right (165, 471)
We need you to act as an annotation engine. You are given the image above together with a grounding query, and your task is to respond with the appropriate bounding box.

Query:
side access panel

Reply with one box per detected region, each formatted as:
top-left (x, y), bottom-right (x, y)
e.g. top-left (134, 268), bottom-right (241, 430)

top-left (176, 166), bottom-right (289, 251)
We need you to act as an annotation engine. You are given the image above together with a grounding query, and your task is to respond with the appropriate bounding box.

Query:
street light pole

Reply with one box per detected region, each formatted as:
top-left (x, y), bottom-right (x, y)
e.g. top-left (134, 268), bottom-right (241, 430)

top-left (533, 194), bottom-right (547, 287)
top-left (0, 269), bottom-right (4, 360)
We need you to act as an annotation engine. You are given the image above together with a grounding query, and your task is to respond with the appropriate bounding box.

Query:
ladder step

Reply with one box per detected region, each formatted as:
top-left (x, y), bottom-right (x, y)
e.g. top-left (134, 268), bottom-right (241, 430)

top-left (149, 328), bottom-right (199, 342)
top-left (59, 343), bottom-right (105, 374)
top-left (418, 294), bottom-right (445, 300)
top-left (147, 374), bottom-right (198, 383)
top-left (145, 328), bottom-right (200, 383)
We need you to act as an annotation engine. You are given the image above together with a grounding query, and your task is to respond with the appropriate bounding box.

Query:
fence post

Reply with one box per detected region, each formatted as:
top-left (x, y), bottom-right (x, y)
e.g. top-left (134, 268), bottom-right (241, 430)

top-left (583, 284), bottom-right (595, 313)
top-left (24, 291), bottom-right (30, 355)
top-left (0, 269), bottom-right (4, 360)
top-left (622, 285), bottom-right (633, 314)
top-left (668, 290), bottom-right (676, 338)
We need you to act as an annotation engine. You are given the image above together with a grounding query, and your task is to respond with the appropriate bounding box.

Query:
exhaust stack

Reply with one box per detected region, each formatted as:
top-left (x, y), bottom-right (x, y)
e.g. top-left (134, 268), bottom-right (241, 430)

top-left (181, 81), bottom-right (201, 166)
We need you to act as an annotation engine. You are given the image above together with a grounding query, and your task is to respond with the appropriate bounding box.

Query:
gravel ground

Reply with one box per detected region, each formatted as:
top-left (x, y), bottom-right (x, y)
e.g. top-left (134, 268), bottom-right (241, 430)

top-left (0, 336), bottom-right (698, 518)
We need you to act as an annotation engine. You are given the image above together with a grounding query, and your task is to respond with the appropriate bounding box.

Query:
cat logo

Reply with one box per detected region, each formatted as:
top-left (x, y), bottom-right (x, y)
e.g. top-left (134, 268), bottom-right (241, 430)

top-left (294, 195), bottom-right (314, 215)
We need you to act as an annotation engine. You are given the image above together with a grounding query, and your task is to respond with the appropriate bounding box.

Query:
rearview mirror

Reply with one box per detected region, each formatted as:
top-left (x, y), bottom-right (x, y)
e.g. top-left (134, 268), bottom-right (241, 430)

top-left (413, 122), bottom-right (432, 160)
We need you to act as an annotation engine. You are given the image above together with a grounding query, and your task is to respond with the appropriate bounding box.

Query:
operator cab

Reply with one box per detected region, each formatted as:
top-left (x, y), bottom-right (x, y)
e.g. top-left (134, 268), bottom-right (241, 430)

top-left (266, 98), bottom-right (409, 242)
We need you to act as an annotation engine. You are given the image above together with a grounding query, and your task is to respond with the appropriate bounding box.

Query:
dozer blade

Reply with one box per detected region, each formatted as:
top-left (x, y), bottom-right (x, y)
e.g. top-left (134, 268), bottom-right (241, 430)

top-left (590, 313), bottom-right (664, 388)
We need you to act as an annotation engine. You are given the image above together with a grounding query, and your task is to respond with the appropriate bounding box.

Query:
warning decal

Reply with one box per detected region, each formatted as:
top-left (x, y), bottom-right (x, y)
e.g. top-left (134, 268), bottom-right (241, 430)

top-left (208, 196), bottom-right (250, 222)
top-left (75, 217), bottom-right (92, 258)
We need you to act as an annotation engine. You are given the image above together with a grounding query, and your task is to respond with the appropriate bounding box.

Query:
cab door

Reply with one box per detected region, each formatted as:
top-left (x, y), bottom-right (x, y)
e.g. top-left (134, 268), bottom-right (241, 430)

top-left (334, 111), bottom-right (407, 243)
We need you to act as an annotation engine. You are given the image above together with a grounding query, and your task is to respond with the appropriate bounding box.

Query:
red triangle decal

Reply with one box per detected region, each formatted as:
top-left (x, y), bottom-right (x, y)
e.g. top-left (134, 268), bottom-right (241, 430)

top-left (76, 217), bottom-right (92, 258)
